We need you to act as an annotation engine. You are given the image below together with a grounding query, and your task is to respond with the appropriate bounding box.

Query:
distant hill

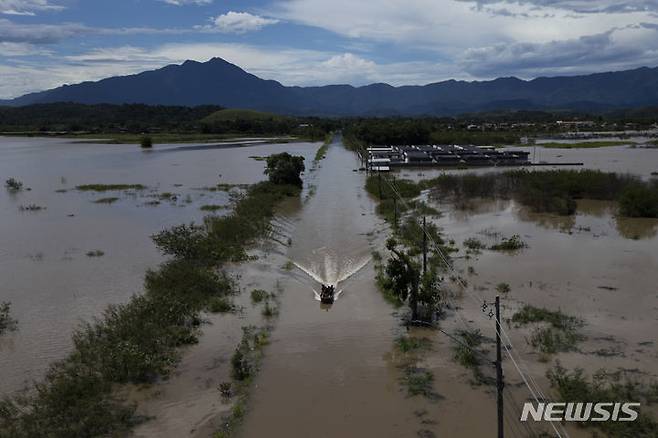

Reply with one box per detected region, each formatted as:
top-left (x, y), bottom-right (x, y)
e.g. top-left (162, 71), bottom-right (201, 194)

top-left (6, 58), bottom-right (658, 116)
top-left (201, 108), bottom-right (287, 124)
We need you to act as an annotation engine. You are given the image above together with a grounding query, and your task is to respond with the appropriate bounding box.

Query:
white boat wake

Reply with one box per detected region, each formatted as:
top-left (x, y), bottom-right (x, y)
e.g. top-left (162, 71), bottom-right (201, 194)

top-left (292, 253), bottom-right (371, 302)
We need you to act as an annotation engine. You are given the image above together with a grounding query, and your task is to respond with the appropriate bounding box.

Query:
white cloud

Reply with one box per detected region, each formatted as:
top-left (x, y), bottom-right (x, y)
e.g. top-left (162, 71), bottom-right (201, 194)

top-left (461, 25), bottom-right (658, 77)
top-left (211, 11), bottom-right (279, 34)
top-left (160, 0), bottom-right (212, 5)
top-left (0, 18), bottom-right (91, 43)
top-left (0, 0), bottom-right (63, 15)
top-left (0, 41), bottom-right (51, 55)
top-left (269, 0), bottom-right (658, 76)
top-left (0, 43), bottom-right (459, 98)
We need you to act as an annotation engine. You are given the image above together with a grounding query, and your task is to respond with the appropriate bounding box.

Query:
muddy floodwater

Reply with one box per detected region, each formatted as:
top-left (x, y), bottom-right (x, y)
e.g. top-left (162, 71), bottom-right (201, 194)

top-left (240, 137), bottom-right (423, 437)
top-left (1, 134), bottom-right (657, 437)
top-left (0, 137), bottom-right (316, 395)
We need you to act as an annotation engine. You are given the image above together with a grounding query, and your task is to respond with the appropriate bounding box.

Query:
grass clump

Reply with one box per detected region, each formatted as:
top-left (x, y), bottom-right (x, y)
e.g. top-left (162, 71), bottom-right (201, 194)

top-left (512, 305), bottom-right (582, 331)
top-left (489, 234), bottom-right (527, 251)
top-left (452, 329), bottom-right (490, 385)
top-left (94, 197), bottom-right (119, 204)
top-left (200, 204), bottom-right (226, 212)
top-left (77, 184), bottom-right (146, 192)
top-left (464, 237), bottom-right (485, 251)
top-left (250, 289), bottom-right (268, 304)
top-left (401, 367), bottom-right (438, 400)
top-left (396, 336), bottom-right (432, 353)
top-left (547, 364), bottom-right (658, 437)
top-left (261, 301), bottom-right (277, 319)
top-left (512, 305), bottom-right (584, 354)
top-left (4, 178), bottom-right (23, 192)
top-left (207, 296), bottom-right (234, 313)
top-left (19, 204), bottom-right (45, 212)
top-left (0, 302), bottom-right (17, 335)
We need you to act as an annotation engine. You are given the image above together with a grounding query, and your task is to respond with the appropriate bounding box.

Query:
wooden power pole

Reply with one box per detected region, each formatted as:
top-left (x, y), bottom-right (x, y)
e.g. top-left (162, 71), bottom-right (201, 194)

top-left (422, 216), bottom-right (427, 276)
top-left (495, 296), bottom-right (504, 438)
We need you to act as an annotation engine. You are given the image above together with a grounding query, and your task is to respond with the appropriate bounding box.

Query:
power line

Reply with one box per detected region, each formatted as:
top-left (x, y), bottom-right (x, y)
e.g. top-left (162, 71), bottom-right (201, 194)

top-left (380, 173), bottom-right (568, 438)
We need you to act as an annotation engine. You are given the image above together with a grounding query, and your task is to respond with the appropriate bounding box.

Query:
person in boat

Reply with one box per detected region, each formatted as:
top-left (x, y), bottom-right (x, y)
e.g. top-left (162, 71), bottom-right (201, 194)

top-left (321, 284), bottom-right (335, 301)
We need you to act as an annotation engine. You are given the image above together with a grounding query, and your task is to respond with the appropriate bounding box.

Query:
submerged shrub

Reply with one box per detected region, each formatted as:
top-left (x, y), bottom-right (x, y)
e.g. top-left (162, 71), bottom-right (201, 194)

top-left (619, 184), bottom-right (658, 218)
top-left (4, 178), bottom-right (23, 192)
top-left (140, 135), bottom-right (153, 149)
top-left (548, 364), bottom-right (658, 437)
top-left (0, 302), bottom-right (17, 334)
top-left (513, 305), bottom-right (584, 354)
top-left (489, 235), bottom-right (527, 251)
top-left (250, 289), bottom-right (268, 304)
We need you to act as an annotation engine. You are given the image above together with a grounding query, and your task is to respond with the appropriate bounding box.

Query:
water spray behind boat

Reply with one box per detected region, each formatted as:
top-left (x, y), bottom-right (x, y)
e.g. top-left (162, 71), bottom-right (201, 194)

top-left (291, 254), bottom-right (371, 307)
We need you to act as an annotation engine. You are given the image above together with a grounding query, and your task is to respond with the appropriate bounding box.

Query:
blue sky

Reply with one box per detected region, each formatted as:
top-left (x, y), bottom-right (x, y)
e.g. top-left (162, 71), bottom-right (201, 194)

top-left (1, 0), bottom-right (658, 98)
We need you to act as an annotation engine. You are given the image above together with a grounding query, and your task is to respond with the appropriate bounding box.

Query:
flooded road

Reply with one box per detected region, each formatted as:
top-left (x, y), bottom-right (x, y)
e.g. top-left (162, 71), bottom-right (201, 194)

top-left (240, 137), bottom-right (422, 438)
top-left (0, 137), bottom-right (316, 395)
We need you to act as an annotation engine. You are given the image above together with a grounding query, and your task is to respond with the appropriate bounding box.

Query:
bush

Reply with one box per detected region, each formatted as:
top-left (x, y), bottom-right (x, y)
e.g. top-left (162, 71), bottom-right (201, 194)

top-left (140, 135), bottom-right (153, 149)
top-left (619, 184), bottom-right (658, 218)
top-left (489, 235), bottom-right (527, 251)
top-left (250, 289), bottom-right (268, 304)
top-left (4, 178), bottom-right (23, 192)
top-left (207, 296), bottom-right (234, 313)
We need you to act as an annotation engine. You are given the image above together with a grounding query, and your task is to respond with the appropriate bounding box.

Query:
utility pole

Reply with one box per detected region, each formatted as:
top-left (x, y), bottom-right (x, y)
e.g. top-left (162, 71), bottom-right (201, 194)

top-left (422, 216), bottom-right (427, 276)
top-left (393, 198), bottom-right (398, 229)
top-left (495, 296), bottom-right (504, 438)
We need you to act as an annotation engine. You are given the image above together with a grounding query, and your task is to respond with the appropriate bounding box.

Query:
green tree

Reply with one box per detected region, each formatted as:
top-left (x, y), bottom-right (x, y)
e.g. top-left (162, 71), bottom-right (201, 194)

top-left (265, 152), bottom-right (305, 187)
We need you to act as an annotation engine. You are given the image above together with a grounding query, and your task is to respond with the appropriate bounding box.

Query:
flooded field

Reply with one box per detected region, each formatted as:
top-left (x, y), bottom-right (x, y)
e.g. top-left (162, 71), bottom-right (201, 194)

top-left (0, 136), bottom-right (317, 395)
top-left (1, 134), bottom-right (657, 437)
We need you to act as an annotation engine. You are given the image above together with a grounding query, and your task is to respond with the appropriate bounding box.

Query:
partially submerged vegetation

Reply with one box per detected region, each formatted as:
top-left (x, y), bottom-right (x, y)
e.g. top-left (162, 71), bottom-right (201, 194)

top-left (313, 133), bottom-right (333, 163)
top-left (451, 329), bottom-right (491, 385)
top-left (419, 170), bottom-right (658, 218)
top-left (216, 325), bottom-right (272, 438)
top-left (76, 184), bottom-right (146, 192)
top-left (200, 204), bottom-right (226, 212)
top-left (18, 204), bottom-right (45, 212)
top-left (512, 305), bottom-right (584, 354)
top-left (0, 302), bottom-right (17, 335)
top-left (548, 364), bottom-right (658, 437)
top-left (488, 234), bottom-right (527, 251)
top-left (4, 178), bottom-right (23, 192)
top-left (0, 153), bottom-right (305, 437)
top-left (94, 197), bottom-right (119, 204)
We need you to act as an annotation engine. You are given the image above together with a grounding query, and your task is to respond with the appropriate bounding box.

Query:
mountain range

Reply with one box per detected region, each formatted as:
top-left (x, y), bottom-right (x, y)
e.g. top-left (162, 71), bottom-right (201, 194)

top-left (4, 58), bottom-right (658, 116)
